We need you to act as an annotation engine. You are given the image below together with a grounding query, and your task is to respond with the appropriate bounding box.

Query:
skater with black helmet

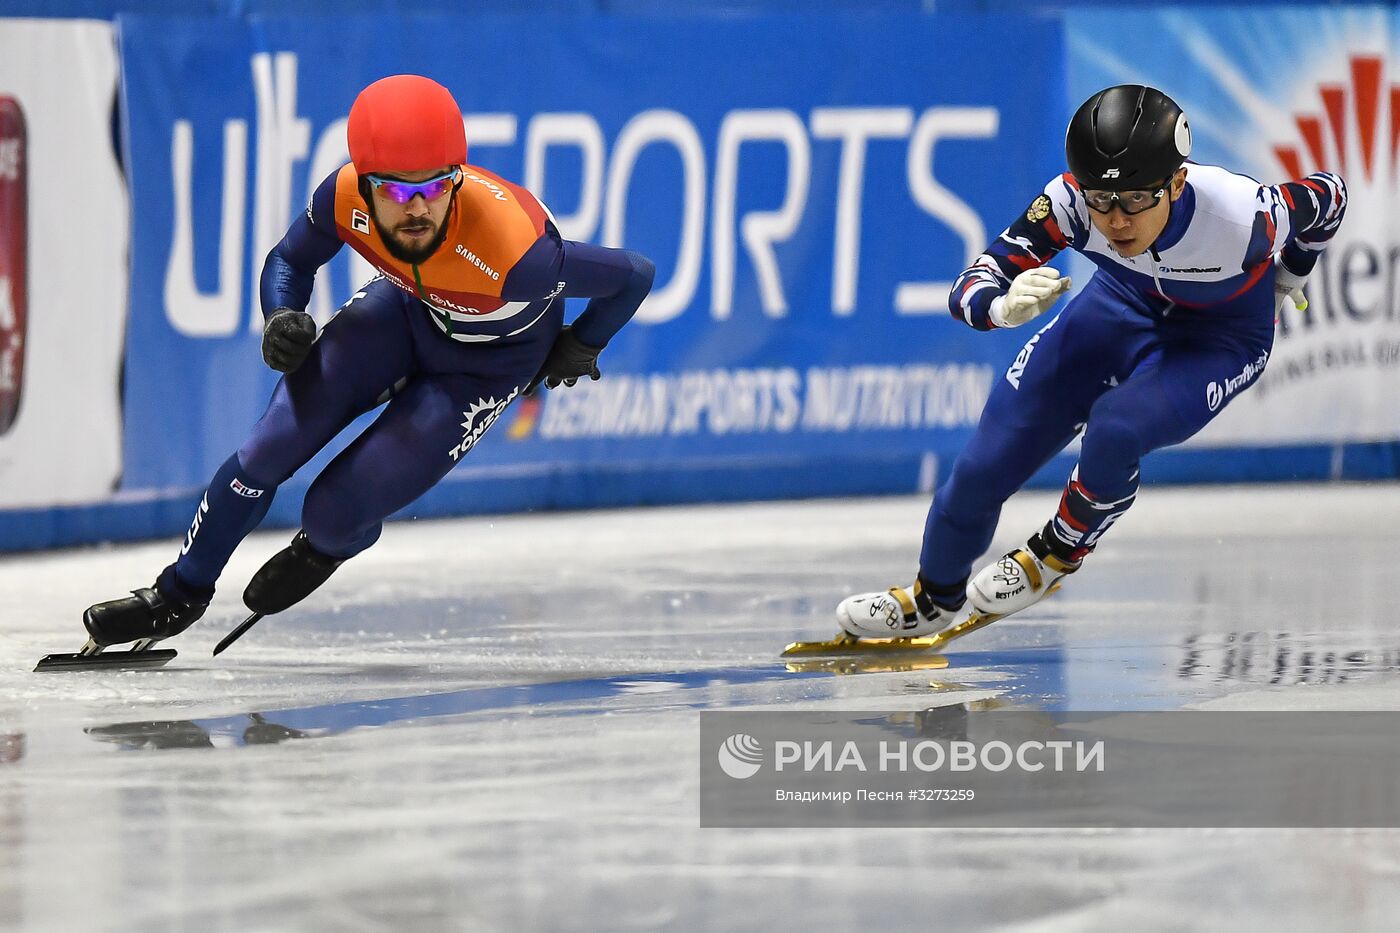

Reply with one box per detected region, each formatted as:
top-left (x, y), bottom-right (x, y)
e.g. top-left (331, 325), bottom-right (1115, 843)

top-left (822, 84), bottom-right (1346, 648)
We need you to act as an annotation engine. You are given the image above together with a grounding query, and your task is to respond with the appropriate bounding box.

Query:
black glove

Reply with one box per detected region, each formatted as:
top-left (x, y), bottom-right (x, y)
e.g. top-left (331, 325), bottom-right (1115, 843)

top-left (525, 325), bottom-right (603, 395)
top-left (261, 308), bottom-right (317, 373)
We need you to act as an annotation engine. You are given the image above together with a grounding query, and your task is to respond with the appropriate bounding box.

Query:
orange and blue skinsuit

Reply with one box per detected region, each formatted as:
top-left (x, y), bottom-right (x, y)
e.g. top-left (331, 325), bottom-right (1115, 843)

top-left (162, 163), bottom-right (654, 602)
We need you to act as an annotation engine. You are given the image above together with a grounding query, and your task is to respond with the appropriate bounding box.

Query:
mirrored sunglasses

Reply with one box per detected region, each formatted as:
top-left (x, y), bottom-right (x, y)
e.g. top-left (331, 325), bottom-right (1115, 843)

top-left (366, 168), bottom-right (461, 205)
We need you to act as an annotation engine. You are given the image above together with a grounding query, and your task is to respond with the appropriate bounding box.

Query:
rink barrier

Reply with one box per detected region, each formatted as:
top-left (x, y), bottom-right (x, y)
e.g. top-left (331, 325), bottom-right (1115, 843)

top-left (2, 442), bottom-right (1395, 554)
top-left (7, 0), bottom-right (1393, 18)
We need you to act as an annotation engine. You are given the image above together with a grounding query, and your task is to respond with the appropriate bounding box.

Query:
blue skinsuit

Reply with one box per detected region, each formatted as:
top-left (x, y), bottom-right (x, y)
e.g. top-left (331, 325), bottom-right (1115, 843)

top-left (921, 163), bottom-right (1346, 595)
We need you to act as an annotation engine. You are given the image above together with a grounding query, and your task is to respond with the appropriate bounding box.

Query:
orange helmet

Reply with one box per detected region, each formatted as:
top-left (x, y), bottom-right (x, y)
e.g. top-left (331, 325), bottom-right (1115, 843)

top-left (347, 75), bottom-right (466, 175)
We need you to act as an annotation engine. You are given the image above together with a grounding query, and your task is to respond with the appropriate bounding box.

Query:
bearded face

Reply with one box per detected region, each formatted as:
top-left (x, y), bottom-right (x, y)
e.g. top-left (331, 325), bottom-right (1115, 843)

top-left (363, 167), bottom-right (459, 264)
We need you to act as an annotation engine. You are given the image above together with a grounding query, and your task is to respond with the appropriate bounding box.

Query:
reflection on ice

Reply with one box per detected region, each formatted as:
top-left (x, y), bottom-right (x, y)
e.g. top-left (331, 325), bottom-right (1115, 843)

top-left (1177, 631), bottom-right (1400, 685)
top-left (85, 713), bottom-right (314, 751)
top-left (74, 663), bottom-right (1021, 752)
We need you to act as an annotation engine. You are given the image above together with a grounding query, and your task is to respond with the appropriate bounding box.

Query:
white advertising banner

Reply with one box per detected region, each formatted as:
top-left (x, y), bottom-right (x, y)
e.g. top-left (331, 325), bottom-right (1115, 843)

top-left (1071, 7), bottom-right (1400, 446)
top-left (0, 19), bottom-right (126, 507)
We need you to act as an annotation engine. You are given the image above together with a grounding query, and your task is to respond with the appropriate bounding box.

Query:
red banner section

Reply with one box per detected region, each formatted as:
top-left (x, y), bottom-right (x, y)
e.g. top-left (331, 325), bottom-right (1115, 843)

top-left (0, 95), bottom-right (25, 436)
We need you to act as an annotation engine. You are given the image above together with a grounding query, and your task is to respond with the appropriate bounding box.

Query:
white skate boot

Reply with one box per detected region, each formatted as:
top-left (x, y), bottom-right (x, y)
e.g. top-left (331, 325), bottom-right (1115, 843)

top-left (966, 543), bottom-right (1079, 620)
top-left (836, 578), bottom-right (959, 640)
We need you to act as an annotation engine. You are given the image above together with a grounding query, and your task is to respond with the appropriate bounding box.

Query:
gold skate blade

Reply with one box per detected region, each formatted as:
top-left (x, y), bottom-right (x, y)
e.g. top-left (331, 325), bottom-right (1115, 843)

top-left (781, 634), bottom-right (945, 657)
top-left (34, 648), bottom-right (177, 673)
top-left (929, 609), bottom-right (1003, 645)
top-left (782, 609), bottom-right (1007, 659)
top-left (785, 655), bottom-right (951, 675)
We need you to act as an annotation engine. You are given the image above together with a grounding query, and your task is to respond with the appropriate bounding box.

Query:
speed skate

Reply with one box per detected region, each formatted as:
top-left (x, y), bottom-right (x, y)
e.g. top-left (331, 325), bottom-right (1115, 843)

top-left (783, 579), bottom-right (1062, 658)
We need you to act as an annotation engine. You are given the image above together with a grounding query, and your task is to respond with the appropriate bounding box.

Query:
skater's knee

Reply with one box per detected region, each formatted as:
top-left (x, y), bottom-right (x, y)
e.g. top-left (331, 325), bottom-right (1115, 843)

top-left (1082, 406), bottom-right (1147, 462)
top-left (305, 518), bottom-right (381, 560)
top-left (235, 442), bottom-right (297, 487)
top-left (236, 393), bottom-right (332, 484)
top-left (301, 480), bottom-right (354, 540)
top-left (939, 459), bottom-right (1015, 519)
top-left (302, 482), bottom-right (380, 558)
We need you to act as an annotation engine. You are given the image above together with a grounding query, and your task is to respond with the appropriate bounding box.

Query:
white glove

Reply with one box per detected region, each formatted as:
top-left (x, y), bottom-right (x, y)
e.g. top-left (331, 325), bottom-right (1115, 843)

top-left (1274, 261), bottom-right (1308, 317)
top-left (990, 267), bottom-right (1073, 328)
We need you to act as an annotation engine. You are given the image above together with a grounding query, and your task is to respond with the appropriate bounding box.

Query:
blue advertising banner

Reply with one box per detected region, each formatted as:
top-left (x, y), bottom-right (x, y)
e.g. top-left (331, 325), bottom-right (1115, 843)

top-left (116, 13), bottom-right (1068, 516)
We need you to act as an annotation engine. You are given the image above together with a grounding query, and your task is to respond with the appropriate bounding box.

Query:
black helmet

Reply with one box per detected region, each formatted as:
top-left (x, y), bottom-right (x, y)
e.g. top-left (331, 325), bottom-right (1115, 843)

top-left (1065, 85), bottom-right (1191, 191)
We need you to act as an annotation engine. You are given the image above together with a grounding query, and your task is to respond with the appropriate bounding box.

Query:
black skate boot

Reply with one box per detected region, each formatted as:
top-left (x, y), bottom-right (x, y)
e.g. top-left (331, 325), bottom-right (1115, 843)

top-left (83, 584), bottom-right (208, 649)
top-left (243, 531), bottom-right (346, 615)
top-left (36, 581), bottom-right (209, 671)
top-left (212, 532), bottom-right (350, 657)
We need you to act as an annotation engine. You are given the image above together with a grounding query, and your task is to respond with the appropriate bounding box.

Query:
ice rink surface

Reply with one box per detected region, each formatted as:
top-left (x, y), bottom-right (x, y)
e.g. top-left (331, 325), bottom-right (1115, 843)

top-left (3, 483), bottom-right (1400, 932)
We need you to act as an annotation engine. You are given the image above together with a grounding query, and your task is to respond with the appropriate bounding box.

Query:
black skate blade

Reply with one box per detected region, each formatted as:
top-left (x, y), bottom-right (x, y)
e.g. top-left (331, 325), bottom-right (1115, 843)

top-left (213, 612), bottom-right (264, 657)
top-left (34, 649), bottom-right (177, 673)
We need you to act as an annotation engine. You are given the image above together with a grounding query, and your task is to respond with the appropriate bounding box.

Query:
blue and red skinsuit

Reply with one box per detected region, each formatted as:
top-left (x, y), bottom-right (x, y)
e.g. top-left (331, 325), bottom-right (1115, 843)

top-left (166, 164), bottom-right (654, 601)
top-left (919, 163), bottom-right (1346, 599)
